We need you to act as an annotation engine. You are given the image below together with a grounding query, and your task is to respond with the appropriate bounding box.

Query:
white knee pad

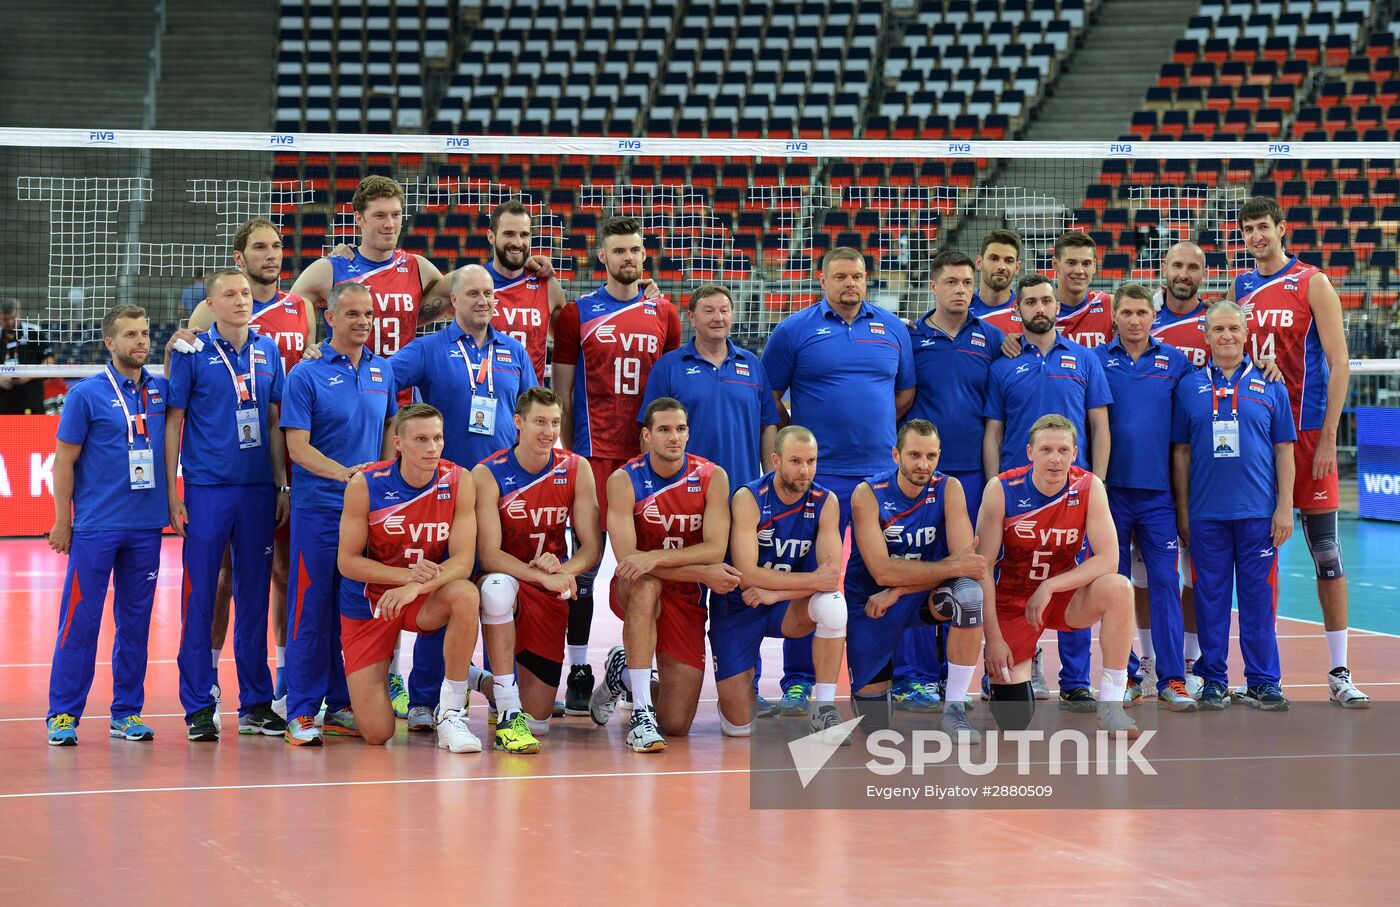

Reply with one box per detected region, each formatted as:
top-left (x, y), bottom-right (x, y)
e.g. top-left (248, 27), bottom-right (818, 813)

top-left (1130, 540), bottom-right (1148, 590)
top-left (1179, 542), bottom-right (1193, 590)
top-left (719, 710), bottom-right (752, 737)
top-left (809, 591), bottom-right (847, 639)
top-left (479, 573), bottom-right (519, 626)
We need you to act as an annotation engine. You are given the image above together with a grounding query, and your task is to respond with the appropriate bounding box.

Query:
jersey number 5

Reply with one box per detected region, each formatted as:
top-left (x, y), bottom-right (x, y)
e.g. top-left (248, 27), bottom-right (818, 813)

top-left (1029, 550), bottom-right (1052, 582)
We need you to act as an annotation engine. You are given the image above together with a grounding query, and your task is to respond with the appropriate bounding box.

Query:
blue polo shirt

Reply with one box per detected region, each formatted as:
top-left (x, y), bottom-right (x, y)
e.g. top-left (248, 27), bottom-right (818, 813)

top-left (1093, 338), bottom-right (1192, 492)
top-left (280, 342), bottom-right (398, 511)
top-left (639, 338), bottom-right (779, 488)
top-left (390, 321), bottom-right (536, 467)
top-left (55, 364), bottom-right (170, 532)
top-left (761, 298), bottom-right (915, 477)
top-left (970, 291), bottom-right (1015, 318)
top-left (906, 310), bottom-right (1005, 472)
top-left (984, 333), bottom-right (1112, 470)
top-left (168, 324), bottom-right (285, 486)
top-left (1172, 359), bottom-right (1296, 522)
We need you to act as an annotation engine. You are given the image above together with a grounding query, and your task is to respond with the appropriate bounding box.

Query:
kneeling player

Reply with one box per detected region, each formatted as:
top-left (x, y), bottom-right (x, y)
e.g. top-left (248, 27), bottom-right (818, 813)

top-left (714, 425), bottom-right (848, 740)
top-left (474, 387), bottom-right (603, 751)
top-left (977, 414), bottom-right (1138, 736)
top-left (337, 404), bottom-right (485, 752)
top-left (845, 420), bottom-right (988, 742)
top-left (589, 397), bottom-right (742, 752)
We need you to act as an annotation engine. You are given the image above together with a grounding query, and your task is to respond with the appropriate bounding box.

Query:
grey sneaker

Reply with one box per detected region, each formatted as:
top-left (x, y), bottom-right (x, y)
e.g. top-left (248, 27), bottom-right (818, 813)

top-left (406, 705), bottom-right (435, 732)
top-left (589, 645), bottom-right (627, 726)
top-left (1030, 648), bottom-right (1050, 700)
top-left (1096, 702), bottom-right (1141, 738)
top-left (940, 702), bottom-right (981, 745)
top-left (808, 703), bottom-right (853, 746)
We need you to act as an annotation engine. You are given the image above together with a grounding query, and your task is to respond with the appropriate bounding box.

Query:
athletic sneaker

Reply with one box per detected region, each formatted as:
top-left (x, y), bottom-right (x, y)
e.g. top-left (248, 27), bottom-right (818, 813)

top-left (271, 696), bottom-right (287, 720)
top-left (494, 712), bottom-right (543, 754)
top-left (936, 679), bottom-right (972, 710)
top-left (284, 714), bottom-right (323, 746)
top-left (322, 708), bottom-right (361, 737)
top-left (1184, 659), bottom-right (1205, 698)
top-left (435, 706), bottom-right (481, 753)
top-left (1030, 648), bottom-right (1050, 700)
top-left (388, 673), bottom-right (409, 719)
top-left (1158, 679), bottom-right (1199, 712)
top-left (1235, 683), bottom-right (1289, 711)
top-left (1197, 681), bottom-right (1231, 711)
top-left (109, 715), bottom-right (155, 742)
top-left (809, 704), bottom-right (853, 746)
top-left (755, 695), bottom-right (780, 718)
top-left (1138, 655), bottom-right (1158, 696)
top-left (626, 704), bottom-right (667, 753)
top-left (589, 645), bottom-right (628, 726)
top-left (211, 683), bottom-right (222, 731)
top-left (406, 706), bottom-right (435, 732)
top-left (1123, 680), bottom-right (1144, 708)
top-left (1058, 687), bottom-right (1096, 712)
top-left (47, 713), bottom-right (78, 746)
top-left (891, 680), bottom-right (941, 712)
top-left (187, 706), bottom-right (219, 742)
top-left (979, 673), bottom-right (992, 701)
top-left (1096, 702), bottom-right (1141, 738)
top-left (778, 681), bottom-right (813, 716)
top-left (237, 705), bottom-right (287, 736)
top-left (941, 702), bottom-right (981, 745)
top-left (564, 664), bottom-right (595, 716)
top-left (1328, 667), bottom-right (1370, 709)
top-left (552, 700), bottom-right (566, 718)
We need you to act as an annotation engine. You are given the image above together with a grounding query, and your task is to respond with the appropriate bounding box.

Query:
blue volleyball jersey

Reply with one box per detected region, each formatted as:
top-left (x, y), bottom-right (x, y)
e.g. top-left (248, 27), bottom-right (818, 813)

top-left (845, 467), bottom-right (949, 601)
top-left (716, 473), bottom-right (831, 615)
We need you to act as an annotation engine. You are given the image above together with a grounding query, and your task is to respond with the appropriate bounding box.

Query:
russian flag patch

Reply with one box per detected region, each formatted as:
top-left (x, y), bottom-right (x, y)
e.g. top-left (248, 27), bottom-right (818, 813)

top-left (869, 322), bottom-right (886, 335)
top-left (735, 362), bottom-right (751, 376)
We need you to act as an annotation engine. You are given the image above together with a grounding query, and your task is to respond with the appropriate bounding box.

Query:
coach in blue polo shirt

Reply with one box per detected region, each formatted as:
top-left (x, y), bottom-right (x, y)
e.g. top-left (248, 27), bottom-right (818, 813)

top-left (280, 282), bottom-right (397, 746)
top-left (166, 268), bottom-right (288, 741)
top-left (641, 282), bottom-right (778, 487)
top-left (45, 304), bottom-right (169, 746)
top-left (390, 263), bottom-right (534, 716)
top-left (1093, 284), bottom-right (1196, 711)
top-left (761, 246), bottom-right (915, 711)
top-left (983, 274), bottom-right (1111, 710)
top-left (1172, 300), bottom-right (1295, 712)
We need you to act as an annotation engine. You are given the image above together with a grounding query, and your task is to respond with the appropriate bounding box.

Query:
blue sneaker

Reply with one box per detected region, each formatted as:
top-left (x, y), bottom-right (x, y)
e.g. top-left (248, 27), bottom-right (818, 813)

top-left (1235, 682), bottom-right (1289, 711)
top-left (754, 694), bottom-right (781, 718)
top-left (1197, 681), bottom-right (1231, 711)
top-left (388, 673), bottom-right (409, 719)
top-left (47, 713), bottom-right (78, 746)
top-left (109, 715), bottom-right (155, 741)
top-left (979, 672), bottom-right (992, 701)
top-left (891, 680), bottom-right (942, 712)
top-left (778, 681), bottom-right (813, 716)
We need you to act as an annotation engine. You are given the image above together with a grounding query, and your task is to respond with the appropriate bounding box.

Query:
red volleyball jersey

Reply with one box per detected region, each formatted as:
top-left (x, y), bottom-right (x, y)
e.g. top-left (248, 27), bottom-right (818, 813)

top-left (1057, 291), bottom-right (1113, 348)
top-left (994, 464), bottom-right (1093, 601)
top-left (1151, 301), bottom-right (1209, 368)
top-left (978, 304), bottom-right (1023, 337)
top-left (249, 290), bottom-right (309, 369)
top-left (623, 453), bottom-right (715, 598)
top-left (1234, 256), bottom-right (1328, 430)
top-left (330, 249), bottom-right (424, 356)
top-left (487, 262), bottom-right (551, 382)
top-left (483, 446), bottom-right (580, 573)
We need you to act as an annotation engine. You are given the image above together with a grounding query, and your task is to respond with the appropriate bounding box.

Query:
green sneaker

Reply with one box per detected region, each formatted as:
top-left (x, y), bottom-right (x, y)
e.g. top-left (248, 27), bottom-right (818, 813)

top-left (1058, 687), bottom-right (1097, 712)
top-left (388, 673), bottom-right (409, 719)
top-left (891, 680), bottom-right (942, 712)
top-left (778, 681), bottom-right (813, 716)
top-left (494, 712), bottom-right (543, 754)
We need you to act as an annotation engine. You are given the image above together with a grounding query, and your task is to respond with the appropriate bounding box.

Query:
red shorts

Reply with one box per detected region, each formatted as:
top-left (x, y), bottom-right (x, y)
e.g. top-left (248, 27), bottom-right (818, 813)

top-left (515, 580), bottom-right (569, 664)
top-left (341, 595), bottom-right (430, 676)
top-left (1292, 428), bottom-right (1340, 510)
top-left (589, 456), bottom-right (629, 533)
top-left (609, 577), bottom-right (706, 670)
top-left (995, 588), bottom-right (1078, 668)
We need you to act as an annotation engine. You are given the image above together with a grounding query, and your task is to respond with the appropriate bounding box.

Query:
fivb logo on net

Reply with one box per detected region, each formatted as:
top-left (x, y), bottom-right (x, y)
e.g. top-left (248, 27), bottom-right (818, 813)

top-left (86, 130), bottom-right (117, 146)
top-left (787, 718), bottom-right (1157, 789)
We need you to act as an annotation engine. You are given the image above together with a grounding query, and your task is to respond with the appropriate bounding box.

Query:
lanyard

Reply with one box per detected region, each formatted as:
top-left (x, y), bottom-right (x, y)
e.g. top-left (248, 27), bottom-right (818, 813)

top-left (455, 338), bottom-right (495, 397)
top-left (212, 332), bottom-right (256, 406)
top-left (1207, 361), bottom-right (1251, 420)
top-left (103, 365), bottom-right (147, 448)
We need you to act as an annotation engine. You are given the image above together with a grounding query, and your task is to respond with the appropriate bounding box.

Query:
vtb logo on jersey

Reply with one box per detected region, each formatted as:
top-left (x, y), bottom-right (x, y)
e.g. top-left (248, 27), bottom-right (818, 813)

top-left (376, 292), bottom-right (415, 312)
top-left (642, 500), bottom-right (702, 533)
top-left (757, 526), bottom-right (776, 545)
top-left (506, 498), bottom-right (569, 527)
top-left (1252, 308), bottom-right (1294, 329)
top-left (1015, 520), bottom-right (1080, 546)
top-left (593, 324), bottom-right (659, 353)
top-left (382, 516), bottom-right (451, 542)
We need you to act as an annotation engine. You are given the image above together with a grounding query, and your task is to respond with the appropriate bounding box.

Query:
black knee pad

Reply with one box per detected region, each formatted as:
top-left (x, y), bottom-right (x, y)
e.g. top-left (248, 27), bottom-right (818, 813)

top-left (852, 692), bottom-right (892, 733)
top-left (567, 589), bottom-right (594, 645)
top-left (1300, 511), bottom-right (1344, 580)
top-left (990, 681), bottom-right (1036, 731)
top-left (927, 578), bottom-right (984, 628)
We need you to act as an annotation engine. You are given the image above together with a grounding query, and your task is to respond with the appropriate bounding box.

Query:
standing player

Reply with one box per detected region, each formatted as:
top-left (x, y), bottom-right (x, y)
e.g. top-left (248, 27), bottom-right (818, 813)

top-left (844, 420), bottom-right (988, 740)
top-left (485, 200), bottom-right (565, 382)
top-left (1093, 284), bottom-right (1197, 710)
top-left (983, 274), bottom-right (1112, 709)
top-left (976, 415), bottom-right (1139, 737)
top-left (713, 426), bottom-right (847, 738)
top-left (45, 305), bottom-right (168, 745)
top-left (1230, 196), bottom-right (1368, 707)
top-left (474, 387), bottom-right (603, 746)
top-left (968, 229), bottom-right (1023, 333)
top-left (1051, 231), bottom-right (1114, 348)
top-left (165, 268), bottom-right (287, 741)
top-left (279, 283), bottom-right (397, 745)
top-left (551, 216), bottom-right (683, 713)
top-left (588, 398), bottom-right (741, 752)
top-left (337, 404), bottom-right (485, 750)
top-left (760, 246), bottom-right (916, 714)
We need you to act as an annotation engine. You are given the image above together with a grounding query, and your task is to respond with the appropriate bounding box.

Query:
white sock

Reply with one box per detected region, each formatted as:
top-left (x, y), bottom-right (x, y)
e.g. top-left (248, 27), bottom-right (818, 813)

top-left (1137, 630), bottom-right (1156, 661)
top-left (1326, 630), bottom-right (1348, 670)
top-left (389, 648), bottom-right (402, 676)
top-left (211, 648), bottom-right (220, 668)
top-left (812, 682), bottom-right (837, 704)
top-left (1098, 668), bottom-right (1129, 704)
top-left (275, 645), bottom-right (286, 668)
top-left (1184, 632), bottom-right (1201, 662)
top-left (493, 673), bottom-right (522, 717)
top-left (627, 668), bottom-right (652, 709)
top-left (467, 664), bottom-right (486, 691)
top-left (944, 662), bottom-right (975, 707)
top-left (440, 678), bottom-right (470, 713)
top-left (567, 645), bottom-right (589, 668)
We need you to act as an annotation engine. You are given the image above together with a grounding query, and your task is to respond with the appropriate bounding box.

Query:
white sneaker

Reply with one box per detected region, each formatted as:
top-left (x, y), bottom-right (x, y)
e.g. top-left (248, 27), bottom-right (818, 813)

top-left (271, 696), bottom-right (287, 720)
top-left (211, 683), bottom-right (222, 730)
top-left (1030, 648), bottom-right (1050, 700)
top-left (435, 707), bottom-right (482, 753)
top-left (407, 705), bottom-right (435, 732)
top-left (626, 705), bottom-right (667, 753)
top-left (1328, 667), bottom-right (1371, 709)
top-left (1096, 702), bottom-right (1141, 738)
top-left (1184, 659), bottom-right (1205, 698)
top-left (1139, 655), bottom-right (1158, 698)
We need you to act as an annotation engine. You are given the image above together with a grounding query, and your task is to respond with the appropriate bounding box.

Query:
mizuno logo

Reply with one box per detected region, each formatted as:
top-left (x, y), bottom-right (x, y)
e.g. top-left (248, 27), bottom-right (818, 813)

top-left (328, 374), bottom-right (344, 386)
top-left (1016, 364), bottom-right (1031, 374)
top-left (1018, 499), bottom-right (1031, 508)
top-left (1313, 490), bottom-right (1328, 500)
top-left (207, 355), bottom-right (223, 365)
top-left (686, 366), bottom-right (701, 375)
top-left (1197, 384), bottom-right (1210, 393)
top-left (921, 338), bottom-right (936, 347)
top-left (1106, 358), bottom-right (1119, 367)
top-left (815, 328), bottom-right (831, 335)
top-left (502, 476), bottom-right (516, 487)
top-left (1259, 548), bottom-right (1274, 558)
top-left (383, 491), bottom-right (399, 500)
top-left (146, 571), bottom-right (159, 581)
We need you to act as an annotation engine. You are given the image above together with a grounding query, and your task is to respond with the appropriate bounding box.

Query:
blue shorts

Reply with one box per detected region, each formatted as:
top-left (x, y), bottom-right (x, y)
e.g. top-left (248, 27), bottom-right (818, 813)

top-left (709, 593), bottom-right (792, 682)
top-left (846, 589), bottom-right (930, 692)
